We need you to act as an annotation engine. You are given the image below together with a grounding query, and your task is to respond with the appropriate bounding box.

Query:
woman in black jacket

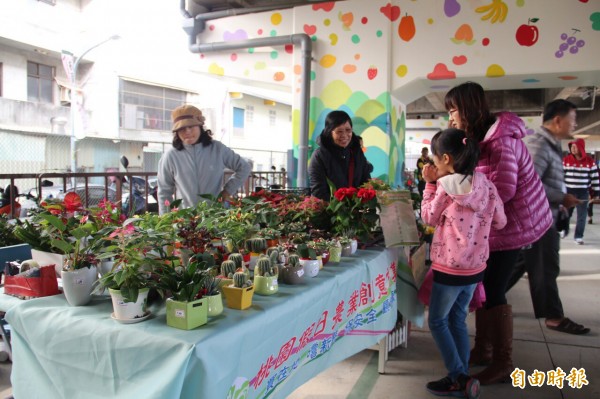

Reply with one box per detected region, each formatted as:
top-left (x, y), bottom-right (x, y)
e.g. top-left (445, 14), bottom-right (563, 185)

top-left (308, 110), bottom-right (371, 201)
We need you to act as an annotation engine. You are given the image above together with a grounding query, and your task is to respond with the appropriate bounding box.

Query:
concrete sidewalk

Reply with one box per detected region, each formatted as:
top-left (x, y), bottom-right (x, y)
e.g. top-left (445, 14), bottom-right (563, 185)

top-left (290, 218), bottom-right (600, 399)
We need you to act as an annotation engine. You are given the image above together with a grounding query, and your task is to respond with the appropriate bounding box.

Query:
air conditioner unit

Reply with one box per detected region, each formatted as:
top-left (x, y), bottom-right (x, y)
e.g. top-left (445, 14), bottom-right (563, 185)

top-left (59, 86), bottom-right (71, 104)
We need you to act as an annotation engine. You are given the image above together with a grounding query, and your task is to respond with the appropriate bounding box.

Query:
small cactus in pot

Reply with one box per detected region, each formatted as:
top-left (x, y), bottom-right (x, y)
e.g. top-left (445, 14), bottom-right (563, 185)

top-left (254, 257), bottom-right (279, 295)
top-left (255, 256), bottom-right (278, 277)
top-left (222, 271), bottom-right (254, 310)
top-left (246, 238), bottom-right (267, 254)
top-left (233, 271), bottom-right (250, 288)
top-left (288, 254), bottom-right (300, 267)
top-left (220, 260), bottom-right (237, 279)
top-left (281, 254), bottom-right (304, 285)
top-left (228, 253), bottom-right (244, 270)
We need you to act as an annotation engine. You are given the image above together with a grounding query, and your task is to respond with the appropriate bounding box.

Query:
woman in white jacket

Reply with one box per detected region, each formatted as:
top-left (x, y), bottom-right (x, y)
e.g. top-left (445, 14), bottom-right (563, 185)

top-left (158, 105), bottom-right (251, 214)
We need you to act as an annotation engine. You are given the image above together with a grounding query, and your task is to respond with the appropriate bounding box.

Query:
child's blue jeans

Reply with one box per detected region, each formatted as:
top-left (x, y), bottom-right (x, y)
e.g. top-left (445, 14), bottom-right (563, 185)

top-left (428, 281), bottom-right (477, 380)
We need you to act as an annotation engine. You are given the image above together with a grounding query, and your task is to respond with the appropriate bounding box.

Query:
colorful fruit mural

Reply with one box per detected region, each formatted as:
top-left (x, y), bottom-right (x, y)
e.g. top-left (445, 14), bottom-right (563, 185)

top-left (192, 0), bottom-right (597, 188)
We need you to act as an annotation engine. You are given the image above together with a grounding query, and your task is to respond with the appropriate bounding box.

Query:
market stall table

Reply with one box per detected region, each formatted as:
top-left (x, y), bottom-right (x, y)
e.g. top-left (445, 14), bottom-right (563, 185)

top-left (2, 248), bottom-right (398, 399)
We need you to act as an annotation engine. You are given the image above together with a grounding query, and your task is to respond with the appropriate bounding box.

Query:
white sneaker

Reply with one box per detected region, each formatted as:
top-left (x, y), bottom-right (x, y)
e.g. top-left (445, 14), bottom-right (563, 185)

top-left (575, 238), bottom-right (584, 245)
top-left (559, 231), bottom-right (566, 239)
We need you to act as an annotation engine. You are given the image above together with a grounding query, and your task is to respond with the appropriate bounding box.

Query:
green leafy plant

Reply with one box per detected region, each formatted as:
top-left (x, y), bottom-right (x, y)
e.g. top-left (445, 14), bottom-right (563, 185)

top-left (155, 260), bottom-right (209, 302)
top-left (93, 218), bottom-right (171, 302)
top-left (0, 214), bottom-right (22, 247)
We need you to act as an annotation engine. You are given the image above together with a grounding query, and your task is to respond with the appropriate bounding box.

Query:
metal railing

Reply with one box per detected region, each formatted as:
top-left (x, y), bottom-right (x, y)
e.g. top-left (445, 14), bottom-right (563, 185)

top-left (1, 170), bottom-right (295, 217)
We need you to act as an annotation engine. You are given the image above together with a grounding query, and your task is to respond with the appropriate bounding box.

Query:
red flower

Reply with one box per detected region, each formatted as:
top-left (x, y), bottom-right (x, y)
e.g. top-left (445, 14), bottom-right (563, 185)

top-left (357, 188), bottom-right (376, 203)
top-left (63, 192), bottom-right (83, 212)
top-left (333, 187), bottom-right (358, 201)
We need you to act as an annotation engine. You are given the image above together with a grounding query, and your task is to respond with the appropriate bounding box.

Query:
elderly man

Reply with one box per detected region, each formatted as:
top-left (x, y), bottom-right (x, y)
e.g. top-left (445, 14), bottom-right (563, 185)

top-left (508, 99), bottom-right (589, 335)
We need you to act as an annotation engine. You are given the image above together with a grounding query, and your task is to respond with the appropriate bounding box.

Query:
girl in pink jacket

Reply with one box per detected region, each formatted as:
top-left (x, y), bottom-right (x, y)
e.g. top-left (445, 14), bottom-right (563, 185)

top-left (421, 128), bottom-right (506, 399)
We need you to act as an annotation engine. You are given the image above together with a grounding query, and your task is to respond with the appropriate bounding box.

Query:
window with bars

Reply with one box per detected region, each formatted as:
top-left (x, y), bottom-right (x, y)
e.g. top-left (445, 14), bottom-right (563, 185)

top-left (119, 79), bottom-right (188, 131)
top-left (27, 61), bottom-right (54, 103)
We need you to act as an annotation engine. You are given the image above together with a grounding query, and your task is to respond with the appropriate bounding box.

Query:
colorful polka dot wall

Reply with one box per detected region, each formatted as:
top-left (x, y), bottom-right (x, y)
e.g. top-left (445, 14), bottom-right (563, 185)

top-left (194, 0), bottom-right (597, 186)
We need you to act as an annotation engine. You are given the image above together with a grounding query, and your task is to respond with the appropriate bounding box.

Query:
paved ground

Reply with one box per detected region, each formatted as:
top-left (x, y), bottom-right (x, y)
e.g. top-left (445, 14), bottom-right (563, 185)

top-left (289, 217), bottom-right (600, 399)
top-left (1, 216), bottom-right (598, 398)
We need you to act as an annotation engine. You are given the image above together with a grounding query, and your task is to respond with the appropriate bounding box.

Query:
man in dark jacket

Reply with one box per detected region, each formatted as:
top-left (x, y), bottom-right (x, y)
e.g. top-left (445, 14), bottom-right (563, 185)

top-left (308, 110), bottom-right (371, 201)
top-left (508, 99), bottom-right (589, 335)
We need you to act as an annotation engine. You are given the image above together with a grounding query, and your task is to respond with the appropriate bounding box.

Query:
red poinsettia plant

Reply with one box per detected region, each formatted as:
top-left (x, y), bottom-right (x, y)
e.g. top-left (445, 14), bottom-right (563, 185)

top-left (326, 185), bottom-right (379, 242)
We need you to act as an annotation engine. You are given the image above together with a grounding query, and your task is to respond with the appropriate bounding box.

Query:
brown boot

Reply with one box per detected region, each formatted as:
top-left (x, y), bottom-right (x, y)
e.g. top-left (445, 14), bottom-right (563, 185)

top-left (469, 308), bottom-right (492, 366)
top-left (473, 304), bottom-right (513, 385)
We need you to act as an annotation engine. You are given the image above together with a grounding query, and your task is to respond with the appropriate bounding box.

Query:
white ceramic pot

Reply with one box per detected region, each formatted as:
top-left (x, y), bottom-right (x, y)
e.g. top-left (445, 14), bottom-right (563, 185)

top-left (350, 239), bottom-right (358, 254)
top-left (206, 293), bottom-right (224, 317)
top-left (99, 259), bottom-right (115, 276)
top-left (299, 259), bottom-right (320, 278)
top-left (61, 266), bottom-right (98, 306)
top-left (109, 287), bottom-right (149, 320)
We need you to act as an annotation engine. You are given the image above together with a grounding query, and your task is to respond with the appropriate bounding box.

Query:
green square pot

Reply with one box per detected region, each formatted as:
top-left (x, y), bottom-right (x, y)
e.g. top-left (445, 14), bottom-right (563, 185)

top-left (166, 297), bottom-right (208, 330)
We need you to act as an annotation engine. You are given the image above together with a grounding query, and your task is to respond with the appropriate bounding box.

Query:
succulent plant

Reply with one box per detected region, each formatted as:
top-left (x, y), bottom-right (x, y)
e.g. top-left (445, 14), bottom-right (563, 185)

top-left (228, 253), bottom-right (244, 270)
top-left (233, 271), bottom-right (252, 288)
top-left (268, 249), bottom-right (279, 265)
top-left (220, 260), bottom-right (236, 278)
top-left (246, 237), bottom-right (267, 253)
top-left (255, 256), bottom-right (277, 277)
top-left (288, 254), bottom-right (300, 267)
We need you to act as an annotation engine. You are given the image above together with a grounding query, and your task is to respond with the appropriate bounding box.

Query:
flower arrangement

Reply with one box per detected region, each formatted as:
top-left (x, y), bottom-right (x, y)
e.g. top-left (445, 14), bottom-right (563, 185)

top-left (326, 186), bottom-right (379, 242)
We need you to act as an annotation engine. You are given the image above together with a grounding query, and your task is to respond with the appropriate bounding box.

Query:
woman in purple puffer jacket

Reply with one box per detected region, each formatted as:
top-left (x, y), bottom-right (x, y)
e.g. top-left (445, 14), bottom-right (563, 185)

top-left (444, 82), bottom-right (552, 385)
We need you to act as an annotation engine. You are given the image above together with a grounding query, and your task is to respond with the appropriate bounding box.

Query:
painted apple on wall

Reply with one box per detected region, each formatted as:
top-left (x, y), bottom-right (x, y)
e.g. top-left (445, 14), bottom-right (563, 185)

top-left (516, 18), bottom-right (539, 46)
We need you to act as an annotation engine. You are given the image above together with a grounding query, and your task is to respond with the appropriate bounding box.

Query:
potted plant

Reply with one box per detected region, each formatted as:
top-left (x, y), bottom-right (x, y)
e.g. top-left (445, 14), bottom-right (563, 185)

top-left (155, 259), bottom-right (210, 330)
top-left (253, 256), bottom-right (278, 296)
top-left (327, 239), bottom-right (342, 263)
top-left (217, 259), bottom-right (236, 292)
top-left (296, 243), bottom-right (319, 278)
top-left (257, 227), bottom-right (281, 248)
top-left (280, 254), bottom-right (304, 285)
top-left (94, 218), bottom-right (170, 321)
top-left (202, 273), bottom-right (224, 317)
top-left (13, 195), bottom-right (83, 277)
top-left (245, 237), bottom-right (267, 270)
top-left (222, 271), bottom-right (254, 310)
top-left (326, 186), bottom-right (379, 244)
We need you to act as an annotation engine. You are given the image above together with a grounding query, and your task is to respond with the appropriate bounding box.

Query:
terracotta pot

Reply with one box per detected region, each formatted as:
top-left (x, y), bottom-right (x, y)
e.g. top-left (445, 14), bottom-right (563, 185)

top-left (266, 239), bottom-right (279, 248)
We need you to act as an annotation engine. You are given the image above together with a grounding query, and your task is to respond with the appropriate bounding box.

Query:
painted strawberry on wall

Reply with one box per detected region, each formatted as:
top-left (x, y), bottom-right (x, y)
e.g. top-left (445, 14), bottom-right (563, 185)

top-left (516, 18), bottom-right (539, 46)
top-left (367, 66), bottom-right (378, 80)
